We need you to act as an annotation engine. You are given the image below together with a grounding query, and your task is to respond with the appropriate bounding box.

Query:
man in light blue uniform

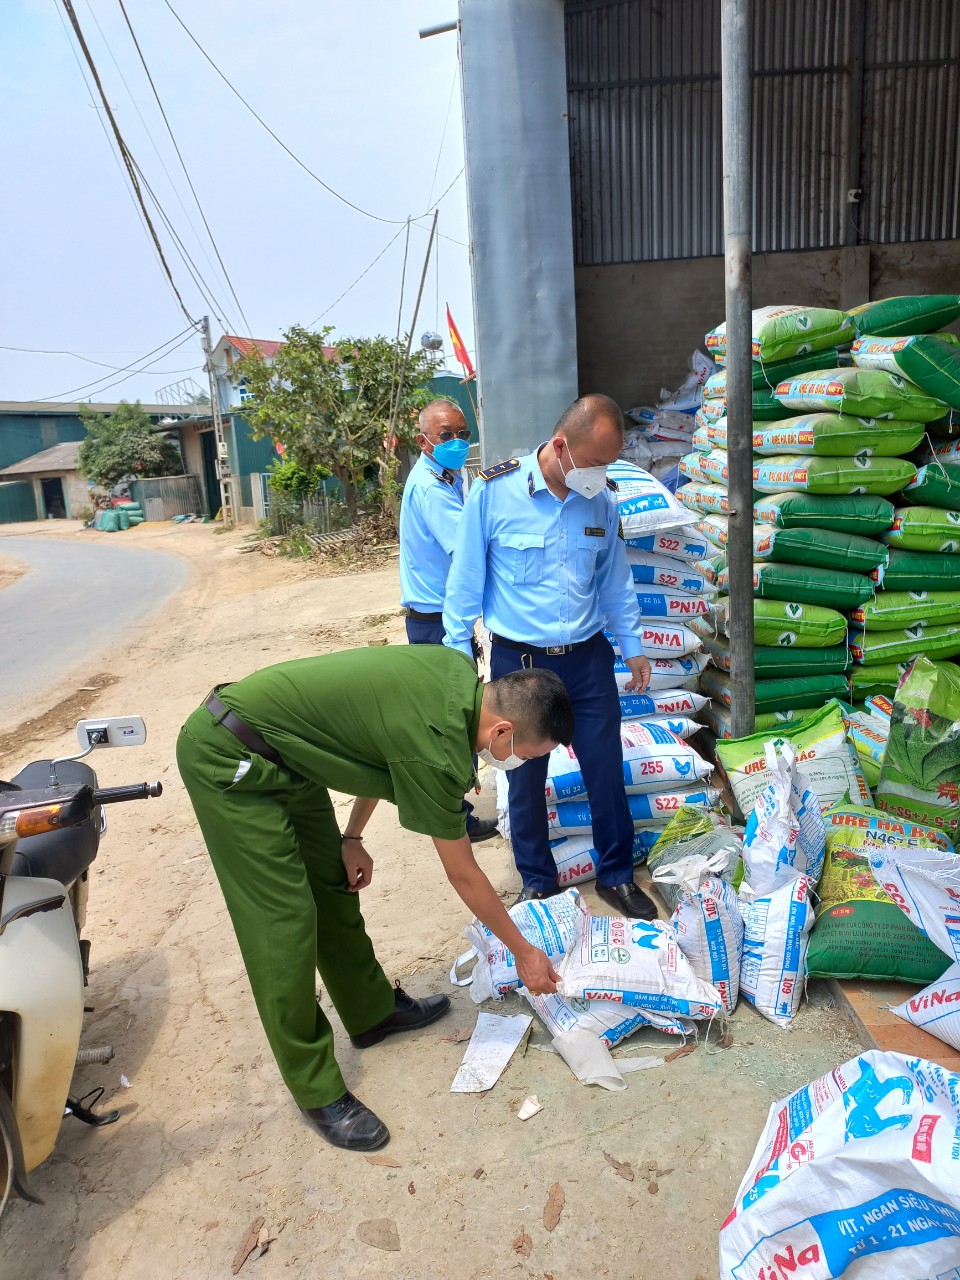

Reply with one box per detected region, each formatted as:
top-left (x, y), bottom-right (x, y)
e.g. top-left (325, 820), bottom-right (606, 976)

top-left (399, 399), bottom-right (497, 842)
top-left (443, 394), bottom-right (657, 919)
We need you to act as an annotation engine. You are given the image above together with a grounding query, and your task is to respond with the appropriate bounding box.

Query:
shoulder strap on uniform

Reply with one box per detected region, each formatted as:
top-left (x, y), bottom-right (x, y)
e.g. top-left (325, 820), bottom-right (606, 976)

top-left (478, 458), bottom-right (520, 481)
top-left (606, 477), bottom-right (618, 491)
top-left (433, 468), bottom-right (456, 486)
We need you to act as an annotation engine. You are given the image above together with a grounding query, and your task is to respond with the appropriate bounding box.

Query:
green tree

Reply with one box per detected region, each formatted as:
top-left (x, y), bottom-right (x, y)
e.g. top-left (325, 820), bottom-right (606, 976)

top-left (77, 401), bottom-right (184, 488)
top-left (231, 326), bottom-right (437, 522)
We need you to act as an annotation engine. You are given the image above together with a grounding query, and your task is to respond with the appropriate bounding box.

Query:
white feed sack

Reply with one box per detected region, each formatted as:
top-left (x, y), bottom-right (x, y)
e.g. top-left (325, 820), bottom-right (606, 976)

top-left (892, 961), bottom-right (960, 1051)
top-left (543, 722), bottom-right (713, 802)
top-left (720, 1049), bottom-right (960, 1279)
top-left (738, 874), bottom-right (815, 1027)
top-left (462, 887), bottom-right (583, 1004)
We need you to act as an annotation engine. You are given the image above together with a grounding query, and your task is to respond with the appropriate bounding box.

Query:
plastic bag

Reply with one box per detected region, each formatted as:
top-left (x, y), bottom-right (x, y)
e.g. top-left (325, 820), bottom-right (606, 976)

top-left (720, 1050), bottom-right (960, 1279)
top-left (741, 741), bottom-right (826, 894)
top-left (458, 888), bottom-right (583, 1003)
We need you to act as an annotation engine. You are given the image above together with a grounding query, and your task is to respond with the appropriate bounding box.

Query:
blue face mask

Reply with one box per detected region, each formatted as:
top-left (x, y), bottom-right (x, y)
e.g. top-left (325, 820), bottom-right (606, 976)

top-left (431, 437), bottom-right (470, 470)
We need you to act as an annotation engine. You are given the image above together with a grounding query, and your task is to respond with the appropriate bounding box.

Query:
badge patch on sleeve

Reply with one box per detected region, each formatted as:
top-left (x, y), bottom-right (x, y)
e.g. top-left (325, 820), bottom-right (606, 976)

top-left (584, 526), bottom-right (605, 537)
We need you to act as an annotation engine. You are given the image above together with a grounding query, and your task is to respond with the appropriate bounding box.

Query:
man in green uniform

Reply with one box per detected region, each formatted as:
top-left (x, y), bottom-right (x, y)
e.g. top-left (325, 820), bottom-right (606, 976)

top-left (176, 645), bottom-right (573, 1152)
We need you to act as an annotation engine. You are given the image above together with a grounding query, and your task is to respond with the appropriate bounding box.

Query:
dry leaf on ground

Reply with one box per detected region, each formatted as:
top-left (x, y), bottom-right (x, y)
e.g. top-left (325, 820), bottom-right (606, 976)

top-left (407, 1181), bottom-right (416, 1195)
top-left (365, 1154), bottom-right (401, 1168)
top-left (543, 1182), bottom-right (565, 1232)
top-left (648, 1181), bottom-right (660, 1195)
top-left (473, 1167), bottom-right (484, 1180)
top-left (603, 1152), bottom-right (635, 1181)
top-left (231, 1216), bottom-right (265, 1275)
top-left (512, 1226), bottom-right (533, 1257)
top-left (356, 1219), bottom-right (401, 1251)
top-left (665, 1043), bottom-right (697, 1064)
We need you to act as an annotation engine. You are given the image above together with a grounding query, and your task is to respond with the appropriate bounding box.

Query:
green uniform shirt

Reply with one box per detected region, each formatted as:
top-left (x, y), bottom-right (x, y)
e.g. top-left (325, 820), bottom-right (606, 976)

top-left (218, 645), bottom-right (482, 839)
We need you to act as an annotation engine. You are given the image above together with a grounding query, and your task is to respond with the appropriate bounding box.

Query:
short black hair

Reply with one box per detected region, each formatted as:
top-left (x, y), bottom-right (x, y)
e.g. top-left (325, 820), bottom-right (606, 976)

top-left (486, 669), bottom-right (574, 746)
top-left (553, 393), bottom-right (624, 445)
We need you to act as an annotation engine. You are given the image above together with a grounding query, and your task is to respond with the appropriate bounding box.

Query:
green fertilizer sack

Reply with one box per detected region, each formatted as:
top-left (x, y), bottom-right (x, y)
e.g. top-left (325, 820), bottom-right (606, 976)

top-left (752, 454), bottom-right (917, 497)
top-left (876, 655), bottom-right (960, 842)
top-left (676, 480), bottom-right (730, 516)
top-left (872, 547), bottom-right (960, 590)
top-left (902, 463), bottom-right (960, 511)
top-left (700, 666), bottom-right (849, 714)
top-left (717, 560), bottom-right (875, 610)
top-left (692, 554), bottom-right (726, 586)
top-left (712, 597), bottom-right (848, 648)
top-left (690, 625), bottom-right (851, 677)
top-left (849, 591), bottom-right (960, 631)
top-left (694, 514), bottom-right (731, 551)
top-left (774, 367), bottom-right (947, 422)
top-left (698, 703), bottom-right (803, 740)
top-left (752, 523), bottom-right (888, 573)
top-left (883, 505), bottom-right (960, 554)
top-left (705, 305), bottom-right (854, 364)
top-left (853, 333), bottom-right (960, 412)
top-left (848, 622), bottom-right (960, 666)
top-left (678, 451), bottom-right (718, 485)
top-left (806, 803), bottom-right (954, 983)
top-left (698, 389), bottom-right (788, 421)
top-left (716, 702), bottom-right (873, 815)
top-left (847, 294), bottom-right (960, 338)
top-left (705, 352), bottom-right (838, 398)
top-left (851, 663), bottom-right (915, 699)
top-left (754, 491), bottom-right (895, 535)
top-left (751, 414), bottom-right (925, 458)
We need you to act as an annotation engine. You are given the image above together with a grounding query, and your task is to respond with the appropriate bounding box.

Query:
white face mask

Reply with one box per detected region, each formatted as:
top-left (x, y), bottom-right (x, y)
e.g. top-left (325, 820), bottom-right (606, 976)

top-left (478, 731), bottom-right (525, 772)
top-left (559, 438), bottom-right (608, 498)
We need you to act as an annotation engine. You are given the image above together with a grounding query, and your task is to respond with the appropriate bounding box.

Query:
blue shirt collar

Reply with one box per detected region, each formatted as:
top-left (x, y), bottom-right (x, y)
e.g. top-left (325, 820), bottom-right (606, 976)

top-left (422, 449), bottom-right (457, 483)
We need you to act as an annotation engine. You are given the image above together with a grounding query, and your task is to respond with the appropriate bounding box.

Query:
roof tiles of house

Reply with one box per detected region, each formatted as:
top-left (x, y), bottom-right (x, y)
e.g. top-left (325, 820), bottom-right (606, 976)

top-left (224, 336), bottom-right (338, 360)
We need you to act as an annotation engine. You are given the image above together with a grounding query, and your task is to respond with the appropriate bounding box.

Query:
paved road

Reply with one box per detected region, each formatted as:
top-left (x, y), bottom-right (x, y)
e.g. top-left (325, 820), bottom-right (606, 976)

top-left (0, 536), bottom-right (188, 723)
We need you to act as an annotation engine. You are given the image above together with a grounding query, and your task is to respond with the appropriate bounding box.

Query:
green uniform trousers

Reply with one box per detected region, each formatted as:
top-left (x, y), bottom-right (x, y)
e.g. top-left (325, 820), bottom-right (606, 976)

top-left (176, 705), bottom-right (396, 1108)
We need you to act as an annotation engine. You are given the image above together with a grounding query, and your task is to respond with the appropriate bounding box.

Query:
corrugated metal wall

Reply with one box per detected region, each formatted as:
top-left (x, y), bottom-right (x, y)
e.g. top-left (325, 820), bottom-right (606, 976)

top-left (566, 0), bottom-right (960, 264)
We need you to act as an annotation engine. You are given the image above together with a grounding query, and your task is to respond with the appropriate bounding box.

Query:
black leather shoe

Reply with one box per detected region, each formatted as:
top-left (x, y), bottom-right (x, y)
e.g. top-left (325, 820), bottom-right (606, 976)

top-left (513, 884), bottom-right (565, 906)
top-left (595, 881), bottom-right (659, 921)
top-left (468, 817), bottom-right (500, 843)
top-left (350, 984), bottom-right (451, 1048)
top-left (299, 1091), bottom-right (389, 1151)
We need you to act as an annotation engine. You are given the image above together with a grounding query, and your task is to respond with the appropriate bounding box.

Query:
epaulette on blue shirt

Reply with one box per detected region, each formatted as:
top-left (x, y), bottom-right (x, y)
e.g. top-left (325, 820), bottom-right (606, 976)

top-left (478, 458), bottom-right (520, 481)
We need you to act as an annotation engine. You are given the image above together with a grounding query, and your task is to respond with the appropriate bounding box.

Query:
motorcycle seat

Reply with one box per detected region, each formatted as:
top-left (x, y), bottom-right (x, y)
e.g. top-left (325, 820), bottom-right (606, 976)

top-left (8, 760), bottom-right (101, 886)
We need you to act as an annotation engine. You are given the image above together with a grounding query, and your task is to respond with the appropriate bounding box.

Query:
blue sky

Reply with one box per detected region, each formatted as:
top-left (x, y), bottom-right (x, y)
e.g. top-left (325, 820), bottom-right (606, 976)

top-left (1, 1), bottom-right (470, 404)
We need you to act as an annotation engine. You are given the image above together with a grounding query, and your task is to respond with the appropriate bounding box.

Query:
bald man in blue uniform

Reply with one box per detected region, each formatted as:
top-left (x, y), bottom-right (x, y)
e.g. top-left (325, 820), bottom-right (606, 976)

top-left (443, 394), bottom-right (658, 920)
top-left (399, 398), bottom-right (497, 842)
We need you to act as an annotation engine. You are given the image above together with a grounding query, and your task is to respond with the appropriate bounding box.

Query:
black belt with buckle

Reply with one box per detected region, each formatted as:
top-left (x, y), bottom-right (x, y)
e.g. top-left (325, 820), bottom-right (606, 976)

top-left (403, 607), bottom-right (443, 622)
top-left (204, 688), bottom-right (282, 763)
top-left (490, 633), bottom-right (594, 657)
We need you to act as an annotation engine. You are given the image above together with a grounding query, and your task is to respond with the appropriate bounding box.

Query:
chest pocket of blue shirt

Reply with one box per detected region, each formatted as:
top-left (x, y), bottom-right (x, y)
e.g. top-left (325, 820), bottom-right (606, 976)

top-left (575, 533), bottom-right (603, 584)
top-left (500, 531), bottom-right (546, 584)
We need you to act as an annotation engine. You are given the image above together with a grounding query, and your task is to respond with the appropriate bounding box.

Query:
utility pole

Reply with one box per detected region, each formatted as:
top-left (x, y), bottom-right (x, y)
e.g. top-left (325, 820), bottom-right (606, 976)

top-left (200, 315), bottom-right (233, 527)
top-left (720, 0), bottom-right (756, 737)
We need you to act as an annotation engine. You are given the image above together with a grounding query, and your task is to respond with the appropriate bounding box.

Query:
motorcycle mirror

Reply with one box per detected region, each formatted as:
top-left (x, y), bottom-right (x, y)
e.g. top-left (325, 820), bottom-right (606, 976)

top-left (75, 717), bottom-right (147, 750)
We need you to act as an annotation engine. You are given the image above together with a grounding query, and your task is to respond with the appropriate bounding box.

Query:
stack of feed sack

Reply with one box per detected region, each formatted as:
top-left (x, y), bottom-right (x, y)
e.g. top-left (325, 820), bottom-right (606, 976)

top-left (495, 723), bottom-right (721, 888)
top-left (496, 459), bottom-right (723, 882)
top-left (624, 351), bottom-right (716, 490)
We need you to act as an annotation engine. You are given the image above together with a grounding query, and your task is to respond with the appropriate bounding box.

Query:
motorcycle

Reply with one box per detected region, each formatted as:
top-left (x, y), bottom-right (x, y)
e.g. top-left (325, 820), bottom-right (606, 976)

top-left (0, 715), bottom-right (161, 1220)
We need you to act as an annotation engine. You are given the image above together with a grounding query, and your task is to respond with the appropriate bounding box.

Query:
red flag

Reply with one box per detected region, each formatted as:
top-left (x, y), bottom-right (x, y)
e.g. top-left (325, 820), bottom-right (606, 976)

top-left (446, 304), bottom-right (475, 379)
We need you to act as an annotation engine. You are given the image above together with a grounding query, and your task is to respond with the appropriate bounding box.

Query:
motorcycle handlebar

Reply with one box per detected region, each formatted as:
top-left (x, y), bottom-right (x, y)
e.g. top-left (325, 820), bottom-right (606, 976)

top-left (92, 782), bottom-right (163, 804)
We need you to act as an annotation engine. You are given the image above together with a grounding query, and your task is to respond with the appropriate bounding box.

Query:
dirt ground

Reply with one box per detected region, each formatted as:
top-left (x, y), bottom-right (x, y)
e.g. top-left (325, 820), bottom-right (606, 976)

top-left (0, 520), bottom-right (864, 1280)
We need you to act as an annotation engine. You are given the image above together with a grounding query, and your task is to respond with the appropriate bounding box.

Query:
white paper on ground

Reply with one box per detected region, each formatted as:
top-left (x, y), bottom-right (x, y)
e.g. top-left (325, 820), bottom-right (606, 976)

top-left (615, 1056), bottom-right (666, 1073)
top-left (450, 1012), bottom-right (533, 1093)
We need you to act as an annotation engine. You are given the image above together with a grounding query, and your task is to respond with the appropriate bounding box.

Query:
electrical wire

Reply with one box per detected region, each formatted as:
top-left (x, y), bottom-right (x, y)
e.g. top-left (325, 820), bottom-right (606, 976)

top-left (161, 0), bottom-right (463, 227)
top-left (34, 327), bottom-right (199, 402)
top-left (426, 66), bottom-right (459, 210)
top-left (59, 0), bottom-right (195, 325)
top-left (116, 0), bottom-right (253, 334)
top-left (0, 344), bottom-right (174, 371)
top-left (308, 225), bottom-right (408, 326)
top-left (80, 0), bottom-right (237, 332)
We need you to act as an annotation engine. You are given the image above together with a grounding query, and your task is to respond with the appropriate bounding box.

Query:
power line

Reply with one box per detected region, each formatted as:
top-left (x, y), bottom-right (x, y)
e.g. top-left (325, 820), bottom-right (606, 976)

top-left (80, 0), bottom-right (237, 330)
top-left (161, 0), bottom-right (463, 228)
top-left (1, 343), bottom-right (174, 371)
top-left (308, 225), bottom-right (407, 327)
top-left (59, 0), bottom-right (195, 325)
top-left (426, 66), bottom-right (459, 210)
top-left (34, 326), bottom-right (199, 401)
top-left (116, 0), bottom-right (253, 334)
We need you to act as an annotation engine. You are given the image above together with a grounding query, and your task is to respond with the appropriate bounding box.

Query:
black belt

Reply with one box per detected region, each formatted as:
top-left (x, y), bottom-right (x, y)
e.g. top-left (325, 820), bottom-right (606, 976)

top-left (204, 689), bottom-right (282, 764)
top-left (490, 633), bottom-right (594, 657)
top-left (404, 607), bottom-right (443, 622)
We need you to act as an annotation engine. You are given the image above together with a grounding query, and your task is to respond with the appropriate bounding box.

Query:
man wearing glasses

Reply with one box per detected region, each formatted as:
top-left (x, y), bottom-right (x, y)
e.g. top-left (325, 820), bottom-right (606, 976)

top-left (399, 399), bottom-right (498, 842)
